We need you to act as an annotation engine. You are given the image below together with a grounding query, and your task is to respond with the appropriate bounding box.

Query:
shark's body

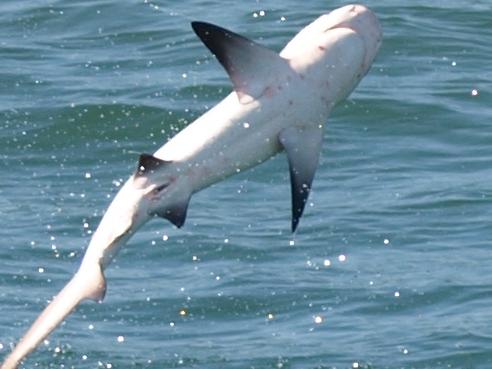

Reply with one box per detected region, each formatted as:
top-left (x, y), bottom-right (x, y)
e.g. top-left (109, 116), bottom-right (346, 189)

top-left (1, 4), bottom-right (381, 369)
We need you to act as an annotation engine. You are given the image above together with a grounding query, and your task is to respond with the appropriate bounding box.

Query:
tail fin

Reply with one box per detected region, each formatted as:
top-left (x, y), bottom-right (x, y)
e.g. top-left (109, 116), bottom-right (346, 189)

top-left (1, 265), bottom-right (106, 369)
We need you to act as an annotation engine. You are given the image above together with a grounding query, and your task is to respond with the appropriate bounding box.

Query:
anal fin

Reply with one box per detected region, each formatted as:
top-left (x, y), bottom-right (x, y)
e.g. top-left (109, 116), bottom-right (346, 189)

top-left (153, 191), bottom-right (191, 228)
top-left (279, 126), bottom-right (323, 232)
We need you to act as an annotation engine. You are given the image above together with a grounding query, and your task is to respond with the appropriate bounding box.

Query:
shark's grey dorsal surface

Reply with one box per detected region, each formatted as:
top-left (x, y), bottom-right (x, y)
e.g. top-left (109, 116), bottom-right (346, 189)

top-left (1, 4), bottom-right (382, 368)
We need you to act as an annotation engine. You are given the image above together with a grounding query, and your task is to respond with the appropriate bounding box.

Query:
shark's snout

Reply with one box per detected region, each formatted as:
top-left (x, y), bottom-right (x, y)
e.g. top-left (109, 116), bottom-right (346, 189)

top-left (325, 4), bottom-right (382, 71)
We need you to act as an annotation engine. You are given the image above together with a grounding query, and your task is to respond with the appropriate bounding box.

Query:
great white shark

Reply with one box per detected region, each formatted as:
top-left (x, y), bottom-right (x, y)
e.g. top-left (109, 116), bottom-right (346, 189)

top-left (1, 4), bottom-right (382, 368)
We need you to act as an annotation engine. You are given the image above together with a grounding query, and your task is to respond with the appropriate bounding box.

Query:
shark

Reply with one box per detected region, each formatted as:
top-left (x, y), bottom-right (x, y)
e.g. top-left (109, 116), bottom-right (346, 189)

top-left (1, 4), bottom-right (382, 368)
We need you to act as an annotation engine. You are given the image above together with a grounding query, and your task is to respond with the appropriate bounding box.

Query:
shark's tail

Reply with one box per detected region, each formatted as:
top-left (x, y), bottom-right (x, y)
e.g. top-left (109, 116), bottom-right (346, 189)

top-left (1, 265), bottom-right (106, 369)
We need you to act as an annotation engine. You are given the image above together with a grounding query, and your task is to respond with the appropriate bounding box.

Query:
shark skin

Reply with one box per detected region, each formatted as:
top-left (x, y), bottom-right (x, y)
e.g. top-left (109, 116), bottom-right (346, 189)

top-left (1, 4), bottom-right (382, 369)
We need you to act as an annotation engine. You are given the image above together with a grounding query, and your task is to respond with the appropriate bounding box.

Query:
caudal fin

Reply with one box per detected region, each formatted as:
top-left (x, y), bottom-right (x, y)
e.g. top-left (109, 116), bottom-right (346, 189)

top-left (1, 266), bottom-right (106, 369)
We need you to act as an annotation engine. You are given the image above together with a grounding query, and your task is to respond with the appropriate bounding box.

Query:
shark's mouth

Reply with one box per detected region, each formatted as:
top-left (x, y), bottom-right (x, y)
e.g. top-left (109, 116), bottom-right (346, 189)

top-left (325, 23), bottom-right (358, 34)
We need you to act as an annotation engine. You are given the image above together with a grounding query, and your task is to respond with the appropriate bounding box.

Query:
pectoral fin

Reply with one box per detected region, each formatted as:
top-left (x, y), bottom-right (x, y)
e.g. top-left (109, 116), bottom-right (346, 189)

top-left (279, 126), bottom-right (323, 232)
top-left (191, 21), bottom-right (292, 104)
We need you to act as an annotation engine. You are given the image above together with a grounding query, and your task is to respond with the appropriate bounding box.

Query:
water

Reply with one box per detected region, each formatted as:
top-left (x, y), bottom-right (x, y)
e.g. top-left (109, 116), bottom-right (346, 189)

top-left (1, 1), bottom-right (491, 368)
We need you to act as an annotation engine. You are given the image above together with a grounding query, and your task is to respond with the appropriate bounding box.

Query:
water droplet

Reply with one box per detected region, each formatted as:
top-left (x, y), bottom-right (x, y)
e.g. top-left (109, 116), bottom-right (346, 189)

top-left (314, 315), bottom-right (323, 324)
top-left (117, 336), bottom-right (125, 343)
top-left (338, 254), bottom-right (346, 262)
top-left (85, 172), bottom-right (91, 179)
top-left (323, 259), bottom-right (331, 267)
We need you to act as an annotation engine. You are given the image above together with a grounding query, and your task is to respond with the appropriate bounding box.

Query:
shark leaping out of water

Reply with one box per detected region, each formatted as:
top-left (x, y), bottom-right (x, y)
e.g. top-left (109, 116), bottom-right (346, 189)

top-left (1, 4), bottom-right (382, 368)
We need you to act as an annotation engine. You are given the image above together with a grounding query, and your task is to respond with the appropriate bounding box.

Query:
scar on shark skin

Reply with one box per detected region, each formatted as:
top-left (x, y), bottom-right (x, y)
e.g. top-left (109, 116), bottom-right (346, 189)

top-left (1, 4), bottom-right (382, 369)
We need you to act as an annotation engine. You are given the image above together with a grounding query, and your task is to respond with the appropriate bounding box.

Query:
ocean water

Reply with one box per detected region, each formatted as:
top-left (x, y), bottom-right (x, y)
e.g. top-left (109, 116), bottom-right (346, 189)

top-left (1, 1), bottom-right (491, 368)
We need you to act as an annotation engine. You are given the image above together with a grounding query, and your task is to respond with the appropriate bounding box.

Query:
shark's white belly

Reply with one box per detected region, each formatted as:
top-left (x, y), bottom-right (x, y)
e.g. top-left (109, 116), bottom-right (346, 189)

top-left (153, 27), bottom-right (366, 194)
top-left (154, 82), bottom-right (325, 192)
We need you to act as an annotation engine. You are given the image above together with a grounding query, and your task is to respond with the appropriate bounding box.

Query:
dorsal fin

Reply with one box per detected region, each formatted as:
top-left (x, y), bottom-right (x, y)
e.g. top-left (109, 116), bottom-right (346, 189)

top-left (191, 21), bottom-right (292, 104)
top-left (135, 153), bottom-right (171, 177)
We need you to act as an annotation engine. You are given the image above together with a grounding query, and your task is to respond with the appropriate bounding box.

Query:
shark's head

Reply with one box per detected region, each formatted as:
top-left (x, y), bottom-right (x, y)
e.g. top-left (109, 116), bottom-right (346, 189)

top-left (280, 4), bottom-right (382, 104)
top-left (320, 4), bottom-right (382, 75)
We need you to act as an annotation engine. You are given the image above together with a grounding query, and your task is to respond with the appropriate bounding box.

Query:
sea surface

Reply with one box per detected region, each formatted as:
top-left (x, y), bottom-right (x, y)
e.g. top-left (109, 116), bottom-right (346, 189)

top-left (1, 1), bottom-right (491, 368)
